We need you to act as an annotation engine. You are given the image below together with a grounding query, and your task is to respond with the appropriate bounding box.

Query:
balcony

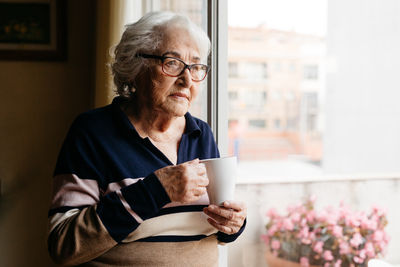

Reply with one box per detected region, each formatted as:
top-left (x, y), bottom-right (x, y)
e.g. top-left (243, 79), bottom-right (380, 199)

top-left (228, 174), bottom-right (400, 266)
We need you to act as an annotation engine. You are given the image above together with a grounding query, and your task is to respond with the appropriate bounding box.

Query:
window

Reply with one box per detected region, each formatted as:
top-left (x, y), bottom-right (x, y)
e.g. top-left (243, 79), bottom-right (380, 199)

top-left (227, 0), bottom-right (400, 266)
top-left (303, 64), bottom-right (319, 80)
top-left (228, 0), bottom-right (325, 170)
top-left (262, 63), bottom-right (268, 78)
top-left (242, 62), bottom-right (267, 79)
top-left (126, 1), bottom-right (400, 266)
top-left (303, 92), bottom-right (318, 112)
top-left (243, 90), bottom-right (267, 108)
top-left (249, 119), bottom-right (266, 129)
top-left (228, 62), bottom-right (238, 77)
top-left (262, 91), bottom-right (267, 102)
top-left (286, 117), bottom-right (298, 130)
top-left (274, 118), bottom-right (281, 129)
top-left (228, 90), bottom-right (238, 100)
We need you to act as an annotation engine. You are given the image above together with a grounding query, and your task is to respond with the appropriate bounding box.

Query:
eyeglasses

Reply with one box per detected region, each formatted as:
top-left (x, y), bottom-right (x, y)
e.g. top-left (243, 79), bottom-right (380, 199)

top-left (136, 53), bottom-right (210, 82)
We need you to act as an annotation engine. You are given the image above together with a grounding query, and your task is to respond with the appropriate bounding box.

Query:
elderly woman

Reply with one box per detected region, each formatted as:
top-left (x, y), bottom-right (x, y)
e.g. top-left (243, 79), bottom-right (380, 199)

top-left (48, 11), bottom-right (246, 266)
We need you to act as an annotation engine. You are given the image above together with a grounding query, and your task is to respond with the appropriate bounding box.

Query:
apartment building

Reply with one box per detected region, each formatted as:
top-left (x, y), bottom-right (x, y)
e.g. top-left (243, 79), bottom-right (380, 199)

top-left (228, 26), bottom-right (325, 162)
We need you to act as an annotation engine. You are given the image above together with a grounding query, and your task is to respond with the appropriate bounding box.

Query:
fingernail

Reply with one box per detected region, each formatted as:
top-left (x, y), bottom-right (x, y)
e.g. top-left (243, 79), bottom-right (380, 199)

top-left (224, 201), bottom-right (230, 206)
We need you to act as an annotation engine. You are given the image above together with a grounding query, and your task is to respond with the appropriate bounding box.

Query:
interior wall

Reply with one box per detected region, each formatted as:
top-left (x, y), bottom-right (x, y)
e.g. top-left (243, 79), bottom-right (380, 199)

top-left (0, 1), bottom-right (96, 266)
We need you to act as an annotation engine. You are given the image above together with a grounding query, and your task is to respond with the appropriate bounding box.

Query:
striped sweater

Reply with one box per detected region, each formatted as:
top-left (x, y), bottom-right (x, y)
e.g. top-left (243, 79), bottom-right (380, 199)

top-left (47, 97), bottom-right (245, 266)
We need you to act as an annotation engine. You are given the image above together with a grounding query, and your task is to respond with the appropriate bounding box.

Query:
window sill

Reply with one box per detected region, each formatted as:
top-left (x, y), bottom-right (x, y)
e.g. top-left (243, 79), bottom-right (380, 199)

top-left (237, 173), bottom-right (400, 184)
top-left (235, 160), bottom-right (400, 184)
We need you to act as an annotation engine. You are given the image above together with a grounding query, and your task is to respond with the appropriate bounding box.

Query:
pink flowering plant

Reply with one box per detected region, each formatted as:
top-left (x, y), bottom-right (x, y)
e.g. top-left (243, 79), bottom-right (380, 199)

top-left (262, 196), bottom-right (389, 267)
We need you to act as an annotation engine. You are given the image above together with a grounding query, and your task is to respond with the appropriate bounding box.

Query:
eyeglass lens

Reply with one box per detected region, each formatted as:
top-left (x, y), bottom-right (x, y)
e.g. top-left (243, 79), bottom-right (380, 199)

top-left (162, 58), bottom-right (208, 81)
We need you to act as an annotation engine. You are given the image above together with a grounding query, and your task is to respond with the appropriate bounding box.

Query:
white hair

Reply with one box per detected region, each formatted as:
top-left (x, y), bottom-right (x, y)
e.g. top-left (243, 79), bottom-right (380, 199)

top-left (111, 11), bottom-right (211, 99)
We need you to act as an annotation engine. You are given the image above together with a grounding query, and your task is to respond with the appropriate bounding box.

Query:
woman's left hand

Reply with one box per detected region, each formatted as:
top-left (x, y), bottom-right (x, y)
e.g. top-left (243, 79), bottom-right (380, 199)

top-left (203, 201), bottom-right (247, 235)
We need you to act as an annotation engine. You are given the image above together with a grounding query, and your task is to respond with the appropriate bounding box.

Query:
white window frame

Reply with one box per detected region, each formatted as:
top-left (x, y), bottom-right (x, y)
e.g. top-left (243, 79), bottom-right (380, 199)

top-left (207, 2), bottom-right (229, 266)
top-left (207, 0), bottom-right (228, 155)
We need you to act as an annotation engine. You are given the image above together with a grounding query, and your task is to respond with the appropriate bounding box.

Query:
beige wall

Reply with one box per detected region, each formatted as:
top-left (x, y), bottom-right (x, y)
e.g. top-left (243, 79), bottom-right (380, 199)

top-left (0, 1), bottom-right (96, 266)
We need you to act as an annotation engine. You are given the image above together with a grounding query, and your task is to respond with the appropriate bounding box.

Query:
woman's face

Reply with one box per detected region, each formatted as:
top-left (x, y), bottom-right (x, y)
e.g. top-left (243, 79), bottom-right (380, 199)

top-left (136, 27), bottom-right (202, 118)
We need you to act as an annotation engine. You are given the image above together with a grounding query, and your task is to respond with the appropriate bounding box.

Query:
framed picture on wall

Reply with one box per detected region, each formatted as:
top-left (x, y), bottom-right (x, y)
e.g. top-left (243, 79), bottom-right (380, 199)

top-left (0, 0), bottom-right (67, 61)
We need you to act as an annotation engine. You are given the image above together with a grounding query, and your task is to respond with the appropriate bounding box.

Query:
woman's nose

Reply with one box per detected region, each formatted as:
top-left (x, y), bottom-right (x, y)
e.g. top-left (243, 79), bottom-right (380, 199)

top-left (177, 68), bottom-right (193, 87)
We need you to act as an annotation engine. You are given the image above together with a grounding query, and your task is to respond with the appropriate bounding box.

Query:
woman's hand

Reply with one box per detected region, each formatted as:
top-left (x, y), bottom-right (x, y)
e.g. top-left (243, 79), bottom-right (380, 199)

top-left (155, 158), bottom-right (209, 203)
top-left (203, 201), bottom-right (247, 235)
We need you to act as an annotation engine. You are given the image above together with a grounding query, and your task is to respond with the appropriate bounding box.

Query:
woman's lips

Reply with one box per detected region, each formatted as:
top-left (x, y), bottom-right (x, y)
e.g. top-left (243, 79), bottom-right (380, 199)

top-left (170, 92), bottom-right (189, 101)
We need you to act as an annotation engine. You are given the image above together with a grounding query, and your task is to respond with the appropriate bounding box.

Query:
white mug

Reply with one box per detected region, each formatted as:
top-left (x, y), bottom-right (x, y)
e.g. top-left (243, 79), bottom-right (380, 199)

top-left (200, 156), bottom-right (237, 205)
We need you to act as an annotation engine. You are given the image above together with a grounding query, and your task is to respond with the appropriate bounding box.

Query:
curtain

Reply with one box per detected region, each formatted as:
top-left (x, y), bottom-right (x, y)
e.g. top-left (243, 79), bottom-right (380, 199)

top-left (94, 0), bottom-right (126, 107)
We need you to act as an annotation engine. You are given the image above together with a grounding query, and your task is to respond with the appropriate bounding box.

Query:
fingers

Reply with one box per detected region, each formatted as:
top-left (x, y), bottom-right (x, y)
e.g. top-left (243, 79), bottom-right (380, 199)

top-left (222, 201), bottom-right (245, 212)
top-left (188, 160), bottom-right (207, 176)
top-left (193, 186), bottom-right (207, 197)
top-left (204, 205), bottom-right (238, 223)
top-left (156, 159), bottom-right (210, 203)
top-left (182, 159), bottom-right (208, 181)
top-left (182, 161), bottom-right (209, 202)
top-left (203, 202), bottom-right (247, 235)
top-left (186, 160), bottom-right (208, 187)
top-left (196, 176), bottom-right (209, 187)
top-left (206, 218), bottom-right (237, 234)
top-left (197, 163), bottom-right (207, 176)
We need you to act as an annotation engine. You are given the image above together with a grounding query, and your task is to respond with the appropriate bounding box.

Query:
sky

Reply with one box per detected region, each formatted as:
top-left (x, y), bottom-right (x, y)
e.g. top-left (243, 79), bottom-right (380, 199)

top-left (228, 0), bottom-right (327, 36)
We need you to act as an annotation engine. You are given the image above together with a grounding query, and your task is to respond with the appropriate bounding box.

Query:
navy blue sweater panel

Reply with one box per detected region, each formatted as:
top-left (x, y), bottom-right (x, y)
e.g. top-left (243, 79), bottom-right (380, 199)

top-left (54, 105), bottom-right (167, 188)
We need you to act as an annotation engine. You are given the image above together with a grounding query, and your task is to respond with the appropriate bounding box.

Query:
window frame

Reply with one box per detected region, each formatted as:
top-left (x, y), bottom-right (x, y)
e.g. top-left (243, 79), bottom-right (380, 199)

top-left (207, 0), bottom-right (228, 155)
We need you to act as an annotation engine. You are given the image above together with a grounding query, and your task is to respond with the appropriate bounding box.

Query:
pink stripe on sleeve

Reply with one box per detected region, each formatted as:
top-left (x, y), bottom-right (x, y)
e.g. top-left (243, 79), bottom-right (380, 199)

top-left (116, 190), bottom-right (144, 223)
top-left (50, 174), bottom-right (100, 209)
top-left (104, 177), bottom-right (144, 195)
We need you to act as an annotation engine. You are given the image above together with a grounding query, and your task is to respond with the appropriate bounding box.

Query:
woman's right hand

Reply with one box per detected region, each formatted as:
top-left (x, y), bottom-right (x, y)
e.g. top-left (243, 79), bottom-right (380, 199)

top-left (155, 158), bottom-right (209, 203)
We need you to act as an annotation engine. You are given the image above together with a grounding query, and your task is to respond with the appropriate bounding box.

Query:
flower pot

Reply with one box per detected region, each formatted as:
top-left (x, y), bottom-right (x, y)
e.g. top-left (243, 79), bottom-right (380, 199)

top-left (265, 249), bottom-right (321, 267)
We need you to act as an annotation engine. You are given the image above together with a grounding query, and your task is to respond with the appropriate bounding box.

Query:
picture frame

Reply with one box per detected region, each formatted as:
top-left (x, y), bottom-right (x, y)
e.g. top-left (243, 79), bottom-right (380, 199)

top-left (0, 0), bottom-right (67, 61)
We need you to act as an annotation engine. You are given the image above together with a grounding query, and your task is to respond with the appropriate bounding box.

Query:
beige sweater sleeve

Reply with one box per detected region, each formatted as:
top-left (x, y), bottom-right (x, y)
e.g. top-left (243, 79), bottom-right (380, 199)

top-left (48, 205), bottom-right (117, 266)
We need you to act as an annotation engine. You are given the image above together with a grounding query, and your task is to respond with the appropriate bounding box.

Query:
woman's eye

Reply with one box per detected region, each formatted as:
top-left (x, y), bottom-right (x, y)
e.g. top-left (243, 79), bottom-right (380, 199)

top-left (165, 59), bottom-right (179, 66)
top-left (192, 65), bottom-right (203, 71)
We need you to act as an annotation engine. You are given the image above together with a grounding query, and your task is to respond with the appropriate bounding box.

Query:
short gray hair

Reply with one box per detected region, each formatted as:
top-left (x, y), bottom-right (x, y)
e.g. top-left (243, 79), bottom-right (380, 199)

top-left (111, 11), bottom-right (211, 99)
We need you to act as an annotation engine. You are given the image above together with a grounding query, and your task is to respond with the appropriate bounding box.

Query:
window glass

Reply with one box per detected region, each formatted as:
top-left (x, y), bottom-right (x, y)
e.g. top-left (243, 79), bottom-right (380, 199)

top-left (228, 0), bottom-right (326, 178)
top-left (303, 64), bottom-right (319, 80)
top-left (228, 0), bottom-right (400, 266)
top-left (228, 62), bottom-right (238, 77)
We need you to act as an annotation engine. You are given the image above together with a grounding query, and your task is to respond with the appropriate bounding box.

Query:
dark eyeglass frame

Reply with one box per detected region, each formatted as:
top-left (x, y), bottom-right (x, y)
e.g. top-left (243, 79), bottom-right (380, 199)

top-left (136, 53), bottom-right (210, 82)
